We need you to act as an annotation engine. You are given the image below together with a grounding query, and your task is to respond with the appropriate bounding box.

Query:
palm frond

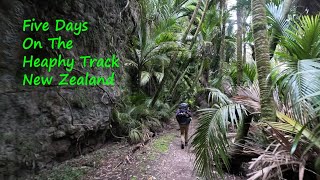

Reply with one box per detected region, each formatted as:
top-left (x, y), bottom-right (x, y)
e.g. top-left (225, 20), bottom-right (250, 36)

top-left (283, 15), bottom-right (320, 59)
top-left (140, 71), bottom-right (152, 86)
top-left (266, 2), bottom-right (289, 37)
top-left (276, 111), bottom-right (320, 149)
top-left (273, 15), bottom-right (320, 123)
top-left (232, 81), bottom-right (260, 113)
top-left (206, 87), bottom-right (232, 105)
top-left (192, 103), bottom-right (247, 178)
top-left (154, 71), bottom-right (164, 83)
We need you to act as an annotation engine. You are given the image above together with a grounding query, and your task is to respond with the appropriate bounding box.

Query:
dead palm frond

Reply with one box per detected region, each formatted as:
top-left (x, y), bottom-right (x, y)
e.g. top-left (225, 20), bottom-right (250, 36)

top-left (232, 81), bottom-right (260, 113)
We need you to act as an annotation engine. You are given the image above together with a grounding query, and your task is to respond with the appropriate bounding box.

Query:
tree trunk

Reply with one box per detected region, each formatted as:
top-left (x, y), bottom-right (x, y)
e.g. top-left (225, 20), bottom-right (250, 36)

top-left (167, 0), bottom-right (201, 101)
top-left (218, 0), bottom-right (226, 75)
top-left (228, 114), bottom-right (254, 174)
top-left (190, 0), bottom-right (211, 49)
top-left (181, 0), bottom-right (202, 43)
top-left (236, 0), bottom-right (243, 85)
top-left (282, 0), bottom-right (293, 16)
top-left (169, 66), bottom-right (189, 95)
top-left (150, 56), bottom-right (176, 107)
top-left (252, 0), bottom-right (276, 121)
top-left (140, 0), bottom-right (147, 50)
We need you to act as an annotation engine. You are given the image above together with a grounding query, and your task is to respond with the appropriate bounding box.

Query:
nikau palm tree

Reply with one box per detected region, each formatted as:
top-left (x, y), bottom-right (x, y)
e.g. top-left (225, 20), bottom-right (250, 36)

top-left (236, 0), bottom-right (243, 85)
top-left (251, 0), bottom-right (276, 122)
top-left (219, 0), bottom-right (227, 74)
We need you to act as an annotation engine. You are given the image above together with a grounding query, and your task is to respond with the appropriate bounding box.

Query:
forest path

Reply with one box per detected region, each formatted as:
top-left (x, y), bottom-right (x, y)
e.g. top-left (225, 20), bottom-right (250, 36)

top-left (85, 118), bottom-right (244, 180)
top-left (148, 119), bottom-right (198, 180)
top-left (85, 119), bottom-right (198, 180)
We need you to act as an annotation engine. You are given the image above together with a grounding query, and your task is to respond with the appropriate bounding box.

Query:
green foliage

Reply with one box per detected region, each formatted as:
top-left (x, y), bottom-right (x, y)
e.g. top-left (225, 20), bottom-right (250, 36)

top-left (45, 166), bottom-right (88, 180)
top-left (127, 1), bottom-right (320, 179)
top-left (192, 88), bottom-right (247, 179)
top-left (129, 129), bottom-right (144, 144)
top-left (112, 92), bottom-right (173, 143)
top-left (130, 176), bottom-right (138, 180)
top-left (272, 15), bottom-right (320, 125)
top-left (151, 133), bottom-right (175, 153)
top-left (126, 0), bottom-right (188, 90)
top-left (266, 1), bottom-right (289, 37)
top-left (282, 15), bottom-right (320, 59)
top-left (220, 60), bottom-right (258, 89)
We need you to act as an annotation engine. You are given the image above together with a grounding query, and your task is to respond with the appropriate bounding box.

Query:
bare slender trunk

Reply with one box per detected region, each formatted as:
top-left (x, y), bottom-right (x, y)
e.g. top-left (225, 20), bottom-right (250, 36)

top-left (252, 0), bottom-right (276, 121)
top-left (243, 43), bottom-right (246, 66)
top-left (182, 0), bottom-right (202, 43)
top-left (151, 56), bottom-right (176, 107)
top-left (219, 0), bottom-right (226, 75)
top-left (190, 0), bottom-right (211, 49)
top-left (236, 1), bottom-right (243, 85)
top-left (282, 0), bottom-right (293, 16)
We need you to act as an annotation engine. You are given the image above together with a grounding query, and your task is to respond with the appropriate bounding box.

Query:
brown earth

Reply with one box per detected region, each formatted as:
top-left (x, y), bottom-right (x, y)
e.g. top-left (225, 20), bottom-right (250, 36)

top-left (31, 118), bottom-right (246, 180)
top-left (83, 119), bottom-right (246, 180)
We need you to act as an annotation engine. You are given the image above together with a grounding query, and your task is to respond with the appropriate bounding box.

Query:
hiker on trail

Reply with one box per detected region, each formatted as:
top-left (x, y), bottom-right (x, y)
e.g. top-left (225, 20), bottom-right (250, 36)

top-left (176, 102), bottom-right (192, 149)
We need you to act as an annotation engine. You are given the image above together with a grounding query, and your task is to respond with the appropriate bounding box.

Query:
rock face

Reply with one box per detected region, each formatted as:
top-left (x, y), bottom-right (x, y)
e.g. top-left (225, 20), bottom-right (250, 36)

top-left (0, 0), bottom-right (138, 178)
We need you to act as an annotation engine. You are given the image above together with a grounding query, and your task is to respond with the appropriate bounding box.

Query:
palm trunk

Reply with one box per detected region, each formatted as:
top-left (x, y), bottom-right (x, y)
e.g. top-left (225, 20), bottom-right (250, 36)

top-left (140, 0), bottom-right (147, 50)
top-left (218, 0), bottom-right (226, 75)
top-left (150, 56), bottom-right (176, 107)
top-left (169, 66), bottom-right (189, 95)
top-left (282, 0), bottom-right (293, 16)
top-left (190, 0), bottom-right (211, 49)
top-left (236, 1), bottom-right (243, 85)
top-left (243, 43), bottom-right (246, 67)
top-left (233, 7), bottom-right (249, 153)
top-left (228, 1), bottom-right (277, 171)
top-left (182, 0), bottom-right (202, 43)
top-left (252, 0), bottom-right (276, 121)
top-left (167, 0), bottom-right (201, 101)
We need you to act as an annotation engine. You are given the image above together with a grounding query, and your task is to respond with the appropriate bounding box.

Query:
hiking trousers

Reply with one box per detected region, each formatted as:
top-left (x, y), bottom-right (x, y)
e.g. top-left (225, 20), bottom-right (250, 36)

top-left (179, 123), bottom-right (190, 145)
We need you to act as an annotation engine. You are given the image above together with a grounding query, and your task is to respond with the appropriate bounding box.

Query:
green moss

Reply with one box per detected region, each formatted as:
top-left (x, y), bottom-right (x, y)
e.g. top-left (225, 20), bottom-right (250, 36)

top-left (130, 176), bottom-right (138, 180)
top-left (1, 132), bottom-right (15, 143)
top-left (151, 133), bottom-right (174, 153)
top-left (41, 166), bottom-right (89, 180)
top-left (32, 146), bottom-right (111, 180)
top-left (147, 152), bottom-right (157, 161)
top-left (72, 87), bottom-right (94, 108)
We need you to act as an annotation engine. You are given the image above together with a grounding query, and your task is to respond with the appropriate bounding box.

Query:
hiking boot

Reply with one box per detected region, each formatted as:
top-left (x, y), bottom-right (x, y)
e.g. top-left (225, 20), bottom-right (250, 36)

top-left (181, 144), bottom-right (184, 149)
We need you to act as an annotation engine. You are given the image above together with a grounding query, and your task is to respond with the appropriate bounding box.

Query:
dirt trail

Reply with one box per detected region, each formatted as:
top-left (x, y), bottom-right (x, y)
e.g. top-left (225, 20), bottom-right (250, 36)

top-left (84, 119), bottom-right (244, 180)
top-left (87, 119), bottom-right (198, 180)
top-left (149, 119), bottom-right (198, 180)
top-left (32, 118), bottom-right (246, 179)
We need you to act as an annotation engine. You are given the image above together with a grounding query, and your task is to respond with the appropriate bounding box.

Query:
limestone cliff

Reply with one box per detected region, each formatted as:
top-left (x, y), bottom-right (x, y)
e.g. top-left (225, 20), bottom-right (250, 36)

top-left (0, 0), bottom-right (138, 178)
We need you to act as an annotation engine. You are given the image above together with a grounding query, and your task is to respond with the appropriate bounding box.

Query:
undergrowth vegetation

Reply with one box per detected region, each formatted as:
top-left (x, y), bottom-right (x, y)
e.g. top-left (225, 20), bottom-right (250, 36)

top-left (108, 0), bottom-right (320, 179)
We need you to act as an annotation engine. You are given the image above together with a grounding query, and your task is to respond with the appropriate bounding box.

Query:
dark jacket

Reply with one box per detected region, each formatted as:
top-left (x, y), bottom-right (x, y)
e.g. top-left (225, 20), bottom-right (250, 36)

top-left (176, 109), bottom-right (192, 125)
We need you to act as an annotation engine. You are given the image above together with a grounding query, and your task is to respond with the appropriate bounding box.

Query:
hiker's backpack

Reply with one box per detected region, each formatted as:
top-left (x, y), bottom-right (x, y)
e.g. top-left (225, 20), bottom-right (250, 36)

top-left (176, 108), bottom-right (191, 125)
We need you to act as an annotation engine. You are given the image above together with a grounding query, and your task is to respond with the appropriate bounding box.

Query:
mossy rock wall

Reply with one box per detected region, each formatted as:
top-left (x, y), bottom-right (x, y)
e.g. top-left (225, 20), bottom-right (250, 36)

top-left (0, 0), bottom-right (138, 178)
